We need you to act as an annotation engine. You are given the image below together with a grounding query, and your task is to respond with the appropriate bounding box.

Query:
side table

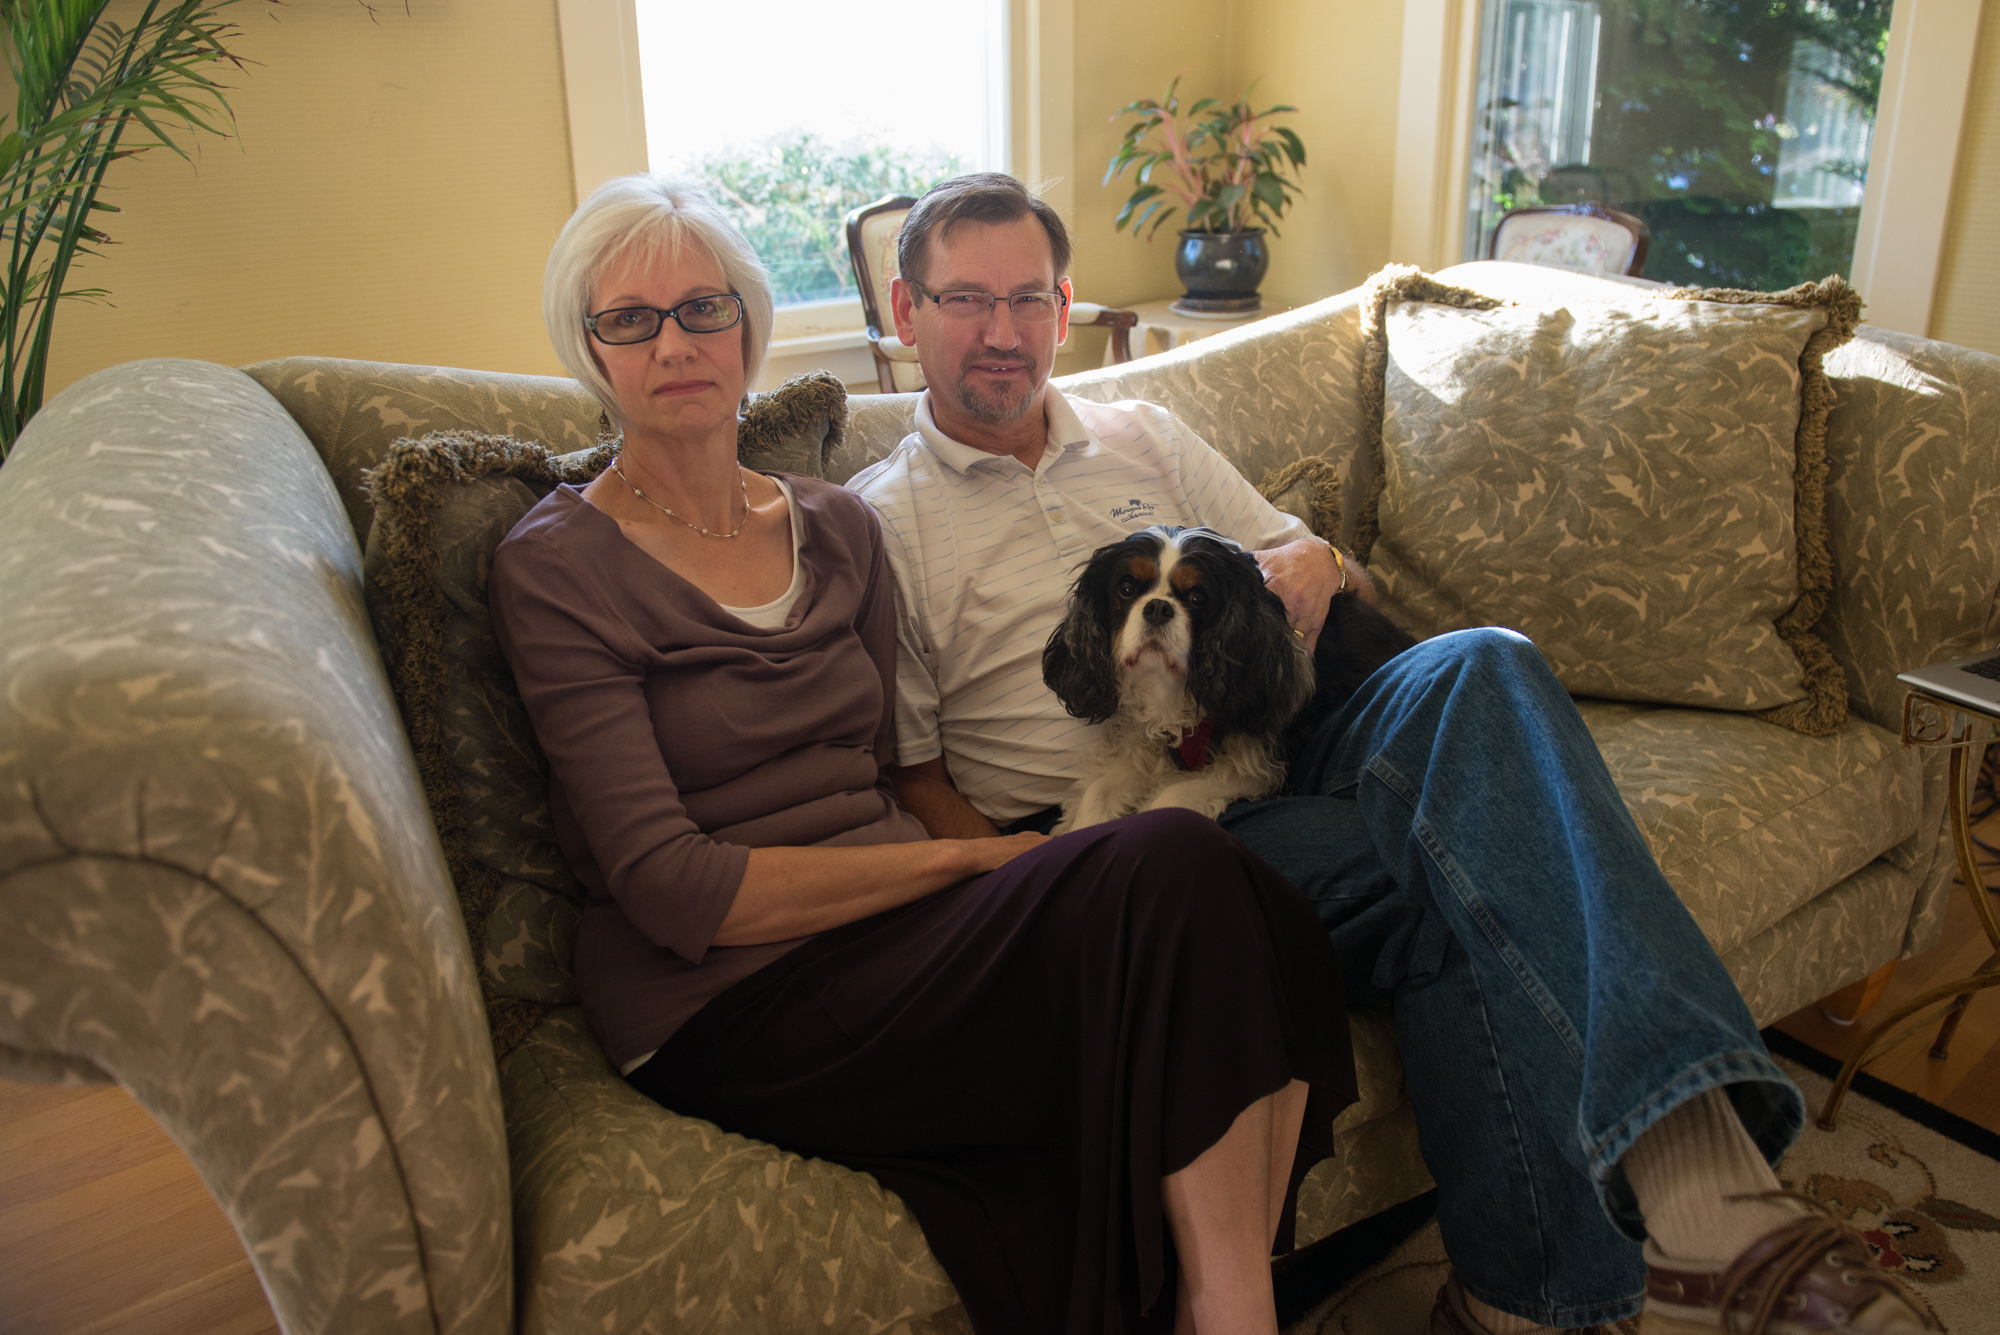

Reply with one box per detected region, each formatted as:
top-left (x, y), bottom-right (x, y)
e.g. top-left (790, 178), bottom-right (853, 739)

top-left (1115, 297), bottom-right (1288, 363)
top-left (1815, 683), bottom-right (2000, 1127)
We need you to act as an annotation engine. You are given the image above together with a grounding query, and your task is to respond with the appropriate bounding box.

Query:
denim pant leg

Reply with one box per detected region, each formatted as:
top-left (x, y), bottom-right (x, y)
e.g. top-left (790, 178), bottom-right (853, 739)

top-left (1221, 628), bottom-right (1804, 1328)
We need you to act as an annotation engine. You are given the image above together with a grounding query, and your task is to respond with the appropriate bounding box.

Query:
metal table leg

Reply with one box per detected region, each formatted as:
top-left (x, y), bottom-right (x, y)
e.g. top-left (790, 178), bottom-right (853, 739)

top-left (1817, 704), bottom-right (2000, 1128)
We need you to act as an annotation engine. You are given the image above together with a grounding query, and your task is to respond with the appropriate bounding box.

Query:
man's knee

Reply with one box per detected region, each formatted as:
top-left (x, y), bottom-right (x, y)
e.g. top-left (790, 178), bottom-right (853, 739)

top-left (1408, 626), bottom-right (1562, 701)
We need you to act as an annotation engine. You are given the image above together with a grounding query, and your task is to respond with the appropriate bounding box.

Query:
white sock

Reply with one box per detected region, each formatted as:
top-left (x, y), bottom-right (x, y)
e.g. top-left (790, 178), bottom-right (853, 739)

top-left (1622, 1087), bottom-right (1807, 1265)
top-left (1462, 1289), bottom-right (1548, 1335)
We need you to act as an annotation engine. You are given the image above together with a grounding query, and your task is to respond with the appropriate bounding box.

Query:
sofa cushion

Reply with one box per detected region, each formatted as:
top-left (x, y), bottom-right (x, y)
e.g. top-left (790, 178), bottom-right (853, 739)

top-left (361, 372), bottom-right (849, 1057)
top-left (1576, 700), bottom-right (1922, 955)
top-left (1352, 266), bottom-right (1859, 735)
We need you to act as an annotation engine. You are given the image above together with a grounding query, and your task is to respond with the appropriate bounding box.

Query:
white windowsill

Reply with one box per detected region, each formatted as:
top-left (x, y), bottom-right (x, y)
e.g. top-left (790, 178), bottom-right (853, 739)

top-left (768, 327), bottom-right (871, 357)
top-left (772, 296), bottom-right (867, 340)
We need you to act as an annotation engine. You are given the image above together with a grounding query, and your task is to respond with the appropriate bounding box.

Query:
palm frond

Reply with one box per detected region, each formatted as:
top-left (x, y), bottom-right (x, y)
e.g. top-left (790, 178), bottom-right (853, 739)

top-left (0, 0), bottom-right (274, 455)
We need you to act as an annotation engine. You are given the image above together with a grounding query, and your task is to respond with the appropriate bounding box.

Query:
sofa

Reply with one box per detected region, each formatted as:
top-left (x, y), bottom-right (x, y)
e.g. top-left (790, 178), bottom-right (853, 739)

top-left (0, 259), bottom-right (1993, 1334)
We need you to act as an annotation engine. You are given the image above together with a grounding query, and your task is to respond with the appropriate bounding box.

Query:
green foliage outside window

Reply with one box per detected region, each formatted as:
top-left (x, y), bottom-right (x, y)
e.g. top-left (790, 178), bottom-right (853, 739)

top-left (1473, 0), bottom-right (1893, 291)
top-left (693, 133), bottom-right (965, 307)
top-left (1607, 0), bottom-right (1890, 289)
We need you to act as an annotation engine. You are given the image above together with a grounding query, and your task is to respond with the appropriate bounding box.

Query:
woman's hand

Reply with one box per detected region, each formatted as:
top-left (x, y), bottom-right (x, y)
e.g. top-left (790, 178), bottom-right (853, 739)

top-left (716, 830), bottom-right (1053, 947)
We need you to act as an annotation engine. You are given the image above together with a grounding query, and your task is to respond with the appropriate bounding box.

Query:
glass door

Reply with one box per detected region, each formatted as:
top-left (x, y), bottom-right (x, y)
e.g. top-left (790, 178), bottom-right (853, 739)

top-left (1464, 0), bottom-right (1894, 288)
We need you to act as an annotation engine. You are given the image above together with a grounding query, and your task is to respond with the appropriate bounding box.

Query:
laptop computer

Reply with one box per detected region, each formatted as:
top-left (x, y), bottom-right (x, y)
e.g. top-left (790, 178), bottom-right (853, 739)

top-left (1897, 646), bottom-right (2000, 716)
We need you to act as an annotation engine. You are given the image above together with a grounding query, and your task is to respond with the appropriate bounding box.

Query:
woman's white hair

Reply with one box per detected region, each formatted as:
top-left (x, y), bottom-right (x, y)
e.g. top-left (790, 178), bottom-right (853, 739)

top-left (543, 174), bottom-right (775, 425)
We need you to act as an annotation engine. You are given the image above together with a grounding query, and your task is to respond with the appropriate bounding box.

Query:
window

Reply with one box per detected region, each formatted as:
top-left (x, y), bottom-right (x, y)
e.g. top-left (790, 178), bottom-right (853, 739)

top-left (637, 0), bottom-right (1008, 310)
top-left (1463, 0), bottom-right (1895, 289)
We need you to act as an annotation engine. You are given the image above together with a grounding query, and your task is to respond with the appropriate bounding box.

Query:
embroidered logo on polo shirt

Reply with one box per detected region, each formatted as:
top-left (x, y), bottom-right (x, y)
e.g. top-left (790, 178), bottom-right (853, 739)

top-left (1109, 498), bottom-right (1159, 524)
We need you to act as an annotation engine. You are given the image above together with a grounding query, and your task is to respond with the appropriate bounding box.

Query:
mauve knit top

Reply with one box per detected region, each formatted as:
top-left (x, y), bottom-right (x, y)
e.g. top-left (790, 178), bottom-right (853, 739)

top-left (488, 476), bottom-right (929, 1068)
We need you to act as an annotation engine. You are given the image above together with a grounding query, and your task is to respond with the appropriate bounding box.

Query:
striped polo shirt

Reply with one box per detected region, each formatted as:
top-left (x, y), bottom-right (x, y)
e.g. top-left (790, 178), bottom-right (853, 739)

top-left (847, 387), bottom-right (1310, 822)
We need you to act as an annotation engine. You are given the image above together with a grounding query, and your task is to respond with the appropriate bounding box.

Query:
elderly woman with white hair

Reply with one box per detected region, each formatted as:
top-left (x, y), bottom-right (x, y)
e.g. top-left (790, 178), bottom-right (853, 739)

top-left (488, 173), bottom-right (1357, 1335)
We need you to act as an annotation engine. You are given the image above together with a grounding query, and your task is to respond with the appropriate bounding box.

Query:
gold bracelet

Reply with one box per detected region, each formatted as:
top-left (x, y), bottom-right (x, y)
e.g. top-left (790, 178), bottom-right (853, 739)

top-left (1307, 536), bottom-right (1348, 594)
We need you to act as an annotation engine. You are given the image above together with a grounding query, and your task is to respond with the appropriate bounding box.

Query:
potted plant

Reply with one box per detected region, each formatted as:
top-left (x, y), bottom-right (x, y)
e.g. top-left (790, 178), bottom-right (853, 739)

top-left (0, 0), bottom-right (317, 459)
top-left (1104, 74), bottom-right (1306, 314)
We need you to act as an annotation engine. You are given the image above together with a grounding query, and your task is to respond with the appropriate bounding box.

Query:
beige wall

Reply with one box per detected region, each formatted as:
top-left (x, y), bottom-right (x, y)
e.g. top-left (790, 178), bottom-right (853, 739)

top-left (1931, 0), bottom-right (2000, 357)
top-left (1226, 0), bottom-right (1405, 311)
top-left (43, 0), bottom-right (575, 401)
top-left (1066, 1), bottom-right (1233, 310)
top-left (1056, 0), bottom-right (1403, 368)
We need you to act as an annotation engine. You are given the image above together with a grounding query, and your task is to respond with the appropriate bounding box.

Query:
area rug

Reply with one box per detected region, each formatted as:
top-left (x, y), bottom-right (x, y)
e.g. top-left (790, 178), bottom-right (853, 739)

top-left (1282, 1035), bottom-right (2000, 1333)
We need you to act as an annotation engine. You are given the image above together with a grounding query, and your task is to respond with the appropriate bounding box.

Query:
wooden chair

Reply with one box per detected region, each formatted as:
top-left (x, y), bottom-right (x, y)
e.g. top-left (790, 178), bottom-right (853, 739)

top-left (844, 194), bottom-right (1138, 394)
top-left (1488, 202), bottom-right (1651, 279)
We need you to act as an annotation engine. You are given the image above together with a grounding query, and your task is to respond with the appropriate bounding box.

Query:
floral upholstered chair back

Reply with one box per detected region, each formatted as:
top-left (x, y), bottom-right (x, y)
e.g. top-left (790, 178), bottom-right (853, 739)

top-left (844, 194), bottom-right (928, 393)
top-left (1488, 203), bottom-right (1650, 278)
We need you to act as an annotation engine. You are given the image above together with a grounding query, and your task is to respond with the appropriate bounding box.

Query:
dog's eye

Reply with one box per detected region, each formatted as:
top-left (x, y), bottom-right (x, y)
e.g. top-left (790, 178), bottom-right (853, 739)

top-left (1185, 586), bottom-right (1210, 611)
top-left (1115, 576), bottom-right (1140, 601)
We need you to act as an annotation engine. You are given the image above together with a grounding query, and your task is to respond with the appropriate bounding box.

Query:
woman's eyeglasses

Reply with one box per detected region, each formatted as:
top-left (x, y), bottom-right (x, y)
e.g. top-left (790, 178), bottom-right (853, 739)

top-left (908, 279), bottom-right (1067, 324)
top-left (584, 293), bottom-right (745, 345)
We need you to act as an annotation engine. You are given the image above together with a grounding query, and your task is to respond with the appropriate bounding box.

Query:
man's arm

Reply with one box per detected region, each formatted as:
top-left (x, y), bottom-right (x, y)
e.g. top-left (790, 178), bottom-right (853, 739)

top-left (891, 756), bottom-right (1002, 840)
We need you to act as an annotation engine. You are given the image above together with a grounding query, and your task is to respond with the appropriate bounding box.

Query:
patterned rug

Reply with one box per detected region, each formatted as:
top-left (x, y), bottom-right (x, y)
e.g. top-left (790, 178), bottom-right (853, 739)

top-left (1281, 1034), bottom-right (2000, 1333)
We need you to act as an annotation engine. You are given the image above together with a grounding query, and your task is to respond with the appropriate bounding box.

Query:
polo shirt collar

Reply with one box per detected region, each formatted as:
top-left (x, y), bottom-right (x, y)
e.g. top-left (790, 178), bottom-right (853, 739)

top-left (914, 386), bottom-right (1094, 474)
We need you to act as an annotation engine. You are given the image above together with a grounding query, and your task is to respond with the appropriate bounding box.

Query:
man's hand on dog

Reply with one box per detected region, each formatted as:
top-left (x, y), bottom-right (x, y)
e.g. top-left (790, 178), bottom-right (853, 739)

top-left (1254, 538), bottom-right (1377, 653)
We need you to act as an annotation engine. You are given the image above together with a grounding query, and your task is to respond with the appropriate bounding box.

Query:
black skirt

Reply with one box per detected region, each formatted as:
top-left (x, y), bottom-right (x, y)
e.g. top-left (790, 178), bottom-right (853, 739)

top-left (628, 808), bottom-right (1356, 1334)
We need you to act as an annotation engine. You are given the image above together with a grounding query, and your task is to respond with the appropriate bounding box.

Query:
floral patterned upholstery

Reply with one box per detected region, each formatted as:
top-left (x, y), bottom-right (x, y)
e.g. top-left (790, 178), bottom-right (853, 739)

top-left (1491, 207), bottom-right (1647, 276)
top-left (0, 255), bottom-right (1987, 1330)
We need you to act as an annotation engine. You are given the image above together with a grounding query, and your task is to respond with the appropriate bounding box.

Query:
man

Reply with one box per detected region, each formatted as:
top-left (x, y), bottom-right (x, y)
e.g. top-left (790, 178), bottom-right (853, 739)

top-left (846, 173), bottom-right (1933, 1335)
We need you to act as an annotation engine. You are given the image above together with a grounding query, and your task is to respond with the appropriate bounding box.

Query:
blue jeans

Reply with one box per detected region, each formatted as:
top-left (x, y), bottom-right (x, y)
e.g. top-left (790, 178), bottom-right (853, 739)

top-left (1219, 628), bottom-right (1804, 1328)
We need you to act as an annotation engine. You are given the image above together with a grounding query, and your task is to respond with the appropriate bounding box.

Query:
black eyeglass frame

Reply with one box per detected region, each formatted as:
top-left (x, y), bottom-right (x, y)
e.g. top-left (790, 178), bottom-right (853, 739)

top-left (583, 293), bottom-right (746, 345)
top-left (906, 278), bottom-right (1070, 322)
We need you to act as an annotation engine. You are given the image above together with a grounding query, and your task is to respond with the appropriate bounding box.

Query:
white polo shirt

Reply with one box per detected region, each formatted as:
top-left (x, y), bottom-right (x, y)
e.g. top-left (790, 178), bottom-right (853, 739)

top-left (847, 387), bottom-right (1310, 822)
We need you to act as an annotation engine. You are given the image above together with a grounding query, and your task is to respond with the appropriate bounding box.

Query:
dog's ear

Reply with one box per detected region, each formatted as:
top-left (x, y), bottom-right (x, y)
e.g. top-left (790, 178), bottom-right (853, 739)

top-left (1187, 541), bottom-right (1315, 733)
top-left (1042, 542), bottom-right (1127, 724)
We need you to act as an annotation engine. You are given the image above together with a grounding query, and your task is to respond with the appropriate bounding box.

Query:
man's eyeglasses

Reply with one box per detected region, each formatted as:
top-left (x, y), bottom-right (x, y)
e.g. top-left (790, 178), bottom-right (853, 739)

top-left (584, 293), bottom-right (745, 345)
top-left (908, 279), bottom-right (1067, 324)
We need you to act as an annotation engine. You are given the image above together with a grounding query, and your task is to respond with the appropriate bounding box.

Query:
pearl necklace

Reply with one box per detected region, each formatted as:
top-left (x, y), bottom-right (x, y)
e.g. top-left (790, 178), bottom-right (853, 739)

top-left (611, 457), bottom-right (750, 539)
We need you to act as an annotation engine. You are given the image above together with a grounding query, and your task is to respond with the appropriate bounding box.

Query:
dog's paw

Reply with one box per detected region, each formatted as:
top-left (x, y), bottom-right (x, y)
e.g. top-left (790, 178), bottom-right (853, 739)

top-left (1141, 783), bottom-right (1234, 822)
top-left (1064, 797), bottom-right (1118, 832)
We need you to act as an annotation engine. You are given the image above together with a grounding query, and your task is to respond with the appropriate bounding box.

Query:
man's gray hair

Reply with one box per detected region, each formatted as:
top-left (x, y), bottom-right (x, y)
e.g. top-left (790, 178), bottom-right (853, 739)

top-left (543, 174), bottom-right (775, 424)
top-left (897, 173), bottom-right (1073, 290)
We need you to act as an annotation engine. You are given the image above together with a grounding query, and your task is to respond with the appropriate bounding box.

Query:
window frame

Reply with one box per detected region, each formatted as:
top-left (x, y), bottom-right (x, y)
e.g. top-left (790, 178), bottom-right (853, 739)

top-left (1388, 0), bottom-right (1982, 338)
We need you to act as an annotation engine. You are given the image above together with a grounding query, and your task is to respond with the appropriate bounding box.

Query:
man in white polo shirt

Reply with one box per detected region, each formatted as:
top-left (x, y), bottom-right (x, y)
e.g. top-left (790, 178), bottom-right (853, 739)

top-left (847, 175), bottom-right (1923, 1335)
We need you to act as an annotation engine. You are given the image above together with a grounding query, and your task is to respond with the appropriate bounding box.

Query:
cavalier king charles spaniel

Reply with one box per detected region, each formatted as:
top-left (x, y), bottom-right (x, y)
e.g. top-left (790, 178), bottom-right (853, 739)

top-left (1041, 525), bottom-right (1415, 833)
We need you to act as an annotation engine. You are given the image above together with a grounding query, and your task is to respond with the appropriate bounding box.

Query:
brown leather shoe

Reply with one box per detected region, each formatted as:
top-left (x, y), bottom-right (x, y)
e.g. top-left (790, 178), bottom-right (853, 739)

top-left (1639, 1192), bottom-right (1940, 1334)
top-left (1430, 1273), bottom-right (1609, 1335)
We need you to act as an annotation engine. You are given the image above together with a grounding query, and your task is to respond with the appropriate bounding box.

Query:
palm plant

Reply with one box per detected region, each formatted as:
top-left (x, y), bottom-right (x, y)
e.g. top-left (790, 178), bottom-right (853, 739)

top-left (0, 0), bottom-right (261, 458)
top-left (1105, 73), bottom-right (1307, 239)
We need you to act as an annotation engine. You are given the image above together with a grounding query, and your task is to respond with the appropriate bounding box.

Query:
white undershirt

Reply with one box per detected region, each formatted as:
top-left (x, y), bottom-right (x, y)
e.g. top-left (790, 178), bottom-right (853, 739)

top-left (715, 476), bottom-right (804, 628)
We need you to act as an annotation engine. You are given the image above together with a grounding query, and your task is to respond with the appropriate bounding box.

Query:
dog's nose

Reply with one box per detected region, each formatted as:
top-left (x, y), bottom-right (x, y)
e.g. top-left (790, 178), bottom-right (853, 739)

top-left (1143, 599), bottom-right (1176, 626)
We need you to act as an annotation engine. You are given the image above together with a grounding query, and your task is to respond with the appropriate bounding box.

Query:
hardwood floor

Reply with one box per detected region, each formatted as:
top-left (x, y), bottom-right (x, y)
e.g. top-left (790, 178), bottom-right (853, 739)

top-left (1771, 794), bottom-right (2000, 1135)
top-left (2, 812), bottom-right (1996, 1333)
top-left (0, 1080), bottom-right (277, 1335)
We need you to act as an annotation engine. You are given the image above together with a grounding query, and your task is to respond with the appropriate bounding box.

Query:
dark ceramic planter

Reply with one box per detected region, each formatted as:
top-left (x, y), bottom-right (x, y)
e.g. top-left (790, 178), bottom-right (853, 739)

top-left (1174, 228), bottom-right (1270, 313)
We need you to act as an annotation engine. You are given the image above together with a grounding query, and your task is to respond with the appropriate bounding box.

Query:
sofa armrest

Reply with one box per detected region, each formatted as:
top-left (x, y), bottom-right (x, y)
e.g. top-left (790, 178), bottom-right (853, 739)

top-left (0, 360), bottom-right (510, 1335)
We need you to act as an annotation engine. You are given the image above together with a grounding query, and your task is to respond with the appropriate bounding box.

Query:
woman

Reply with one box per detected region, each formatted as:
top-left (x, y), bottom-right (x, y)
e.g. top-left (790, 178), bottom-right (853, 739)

top-left (488, 173), bottom-right (1356, 1335)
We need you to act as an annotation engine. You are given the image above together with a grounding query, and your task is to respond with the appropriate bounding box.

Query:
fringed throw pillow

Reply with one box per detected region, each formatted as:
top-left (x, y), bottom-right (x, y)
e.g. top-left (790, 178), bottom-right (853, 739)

top-left (1352, 266), bottom-right (1858, 735)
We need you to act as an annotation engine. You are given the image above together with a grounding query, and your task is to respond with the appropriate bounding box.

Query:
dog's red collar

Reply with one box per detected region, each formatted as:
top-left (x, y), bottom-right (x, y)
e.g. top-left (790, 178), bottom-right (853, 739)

top-left (1173, 718), bottom-right (1216, 772)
